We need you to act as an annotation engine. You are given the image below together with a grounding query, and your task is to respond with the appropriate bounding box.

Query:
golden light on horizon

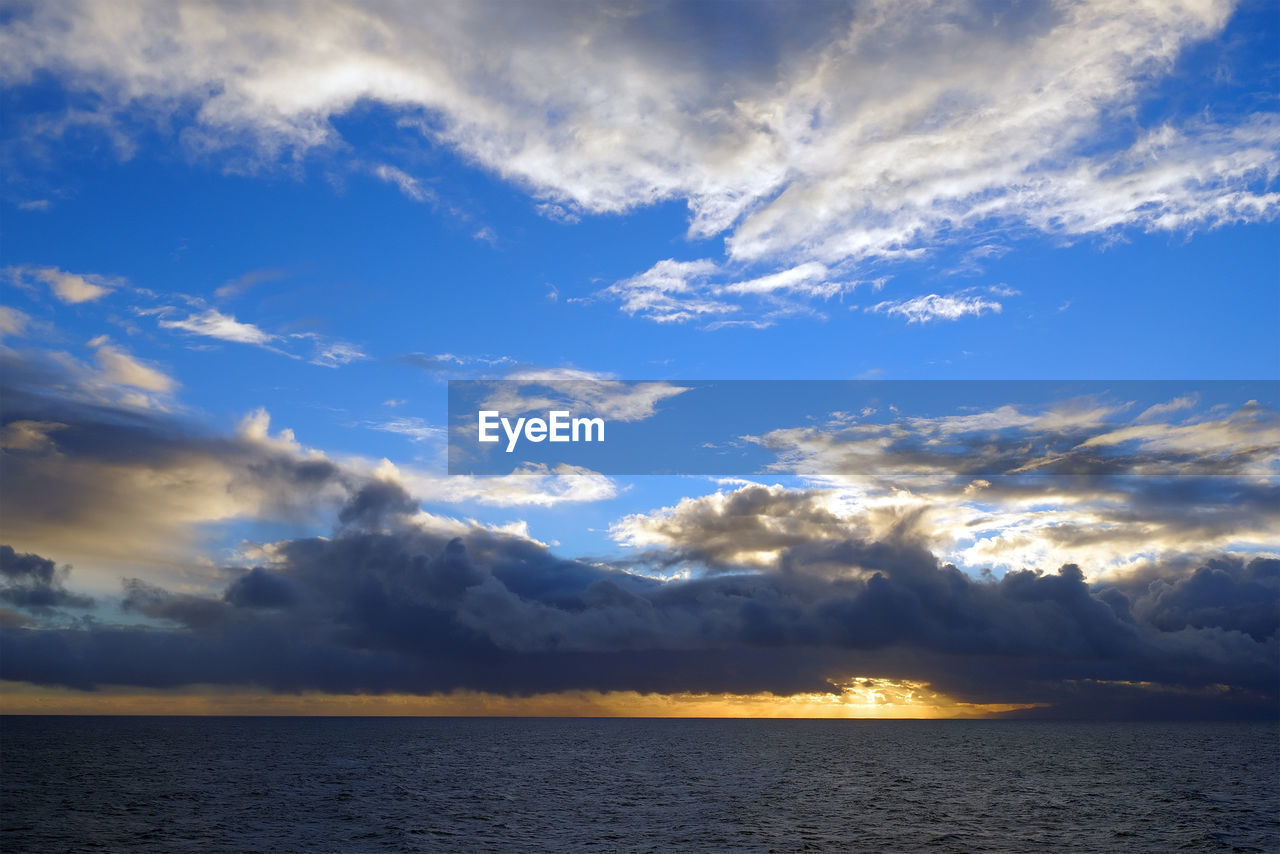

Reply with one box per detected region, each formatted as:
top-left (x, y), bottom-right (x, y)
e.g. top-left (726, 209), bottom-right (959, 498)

top-left (0, 679), bottom-right (1041, 718)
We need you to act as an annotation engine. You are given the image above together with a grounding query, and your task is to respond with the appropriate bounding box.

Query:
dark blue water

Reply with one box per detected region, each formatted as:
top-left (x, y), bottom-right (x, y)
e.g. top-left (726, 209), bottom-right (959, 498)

top-left (2, 717), bottom-right (1277, 852)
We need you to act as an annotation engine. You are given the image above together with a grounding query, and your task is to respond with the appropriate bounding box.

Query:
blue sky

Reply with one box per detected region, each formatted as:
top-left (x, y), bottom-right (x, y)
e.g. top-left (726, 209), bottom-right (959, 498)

top-left (1, 0), bottom-right (1277, 717)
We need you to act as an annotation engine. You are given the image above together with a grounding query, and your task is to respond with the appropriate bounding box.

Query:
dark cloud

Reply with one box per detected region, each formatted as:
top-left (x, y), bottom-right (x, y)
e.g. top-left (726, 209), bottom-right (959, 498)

top-left (121, 579), bottom-right (227, 630)
top-left (0, 545), bottom-right (94, 611)
top-left (223, 567), bottom-right (301, 610)
top-left (1113, 556), bottom-right (1279, 644)
top-left (2, 484), bottom-right (1274, 718)
top-left (336, 480), bottom-right (421, 531)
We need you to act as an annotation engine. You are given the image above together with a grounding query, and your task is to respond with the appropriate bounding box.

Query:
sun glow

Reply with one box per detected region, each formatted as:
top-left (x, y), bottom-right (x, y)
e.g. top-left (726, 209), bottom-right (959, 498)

top-left (0, 679), bottom-right (1040, 718)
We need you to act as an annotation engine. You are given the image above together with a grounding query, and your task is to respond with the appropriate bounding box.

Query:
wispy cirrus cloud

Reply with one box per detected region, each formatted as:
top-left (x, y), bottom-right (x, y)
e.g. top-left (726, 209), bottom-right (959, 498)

top-left (369, 416), bottom-right (445, 444)
top-left (597, 259), bottom-right (728, 324)
top-left (214, 267), bottom-right (289, 300)
top-left (145, 303), bottom-right (367, 367)
top-left (371, 163), bottom-right (432, 203)
top-left (868, 288), bottom-right (1010, 323)
top-left (596, 258), bottom-right (862, 327)
top-left (157, 307), bottom-right (276, 346)
top-left (291, 334), bottom-right (367, 368)
top-left (396, 352), bottom-right (517, 377)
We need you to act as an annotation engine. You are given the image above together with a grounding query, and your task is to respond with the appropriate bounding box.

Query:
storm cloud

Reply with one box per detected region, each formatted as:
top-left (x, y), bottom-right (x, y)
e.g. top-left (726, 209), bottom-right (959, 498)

top-left (1, 343), bottom-right (1274, 718)
top-left (0, 545), bottom-right (93, 611)
top-left (3, 476), bottom-right (1274, 718)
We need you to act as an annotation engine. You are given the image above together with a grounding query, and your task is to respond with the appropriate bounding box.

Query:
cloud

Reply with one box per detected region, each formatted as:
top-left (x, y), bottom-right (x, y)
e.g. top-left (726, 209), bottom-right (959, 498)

top-left (0, 345), bottom-right (621, 589)
top-left (746, 394), bottom-right (1279, 478)
top-left (157, 307), bottom-right (276, 345)
top-left (609, 470), bottom-right (1280, 583)
top-left (5, 265), bottom-right (117, 303)
top-left (4, 1), bottom-right (1272, 325)
top-left (1, 480), bottom-right (1273, 718)
top-left (372, 163), bottom-right (432, 202)
top-left (0, 351), bottom-right (354, 574)
top-left (482, 370), bottom-right (689, 422)
top-left (398, 463), bottom-right (619, 508)
top-left (0, 346), bottom-right (1274, 715)
top-left (716, 262), bottom-right (835, 297)
top-left (611, 483), bottom-right (861, 573)
top-left (371, 417), bottom-right (442, 443)
top-left (90, 340), bottom-right (176, 393)
top-left (145, 302), bottom-right (366, 366)
top-left (600, 259), bottom-right (731, 324)
top-left (0, 306), bottom-right (32, 338)
top-left (223, 565), bottom-right (302, 609)
top-left (396, 352), bottom-right (517, 377)
top-left (1117, 555), bottom-right (1280, 643)
top-left (295, 335), bottom-right (367, 368)
top-left (0, 545), bottom-right (94, 611)
top-left (598, 258), bottom-right (854, 325)
top-left (214, 267), bottom-right (289, 300)
top-left (725, 392), bottom-right (1280, 575)
top-left (2, 335), bottom-right (178, 412)
top-left (868, 291), bottom-right (1005, 323)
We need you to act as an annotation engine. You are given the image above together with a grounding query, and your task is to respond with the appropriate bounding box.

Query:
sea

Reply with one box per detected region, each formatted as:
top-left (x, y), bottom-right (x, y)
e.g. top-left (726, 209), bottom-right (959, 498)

top-left (2, 717), bottom-right (1277, 852)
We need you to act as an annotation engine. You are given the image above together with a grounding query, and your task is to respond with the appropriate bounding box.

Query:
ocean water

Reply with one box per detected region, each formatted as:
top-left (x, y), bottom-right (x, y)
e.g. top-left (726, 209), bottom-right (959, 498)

top-left (2, 717), bottom-right (1277, 853)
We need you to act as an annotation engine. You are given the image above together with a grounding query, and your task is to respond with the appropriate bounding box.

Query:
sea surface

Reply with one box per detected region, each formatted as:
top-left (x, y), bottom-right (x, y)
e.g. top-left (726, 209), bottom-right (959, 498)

top-left (2, 717), bottom-right (1277, 852)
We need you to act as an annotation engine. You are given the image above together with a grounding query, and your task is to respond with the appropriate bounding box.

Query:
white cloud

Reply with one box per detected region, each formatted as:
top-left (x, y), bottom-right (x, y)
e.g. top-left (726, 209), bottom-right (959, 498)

top-left (397, 462), bottom-right (620, 508)
top-left (868, 291), bottom-right (1004, 323)
top-left (91, 341), bottom-right (176, 393)
top-left (397, 352), bottom-right (518, 378)
top-left (702, 318), bottom-right (776, 331)
top-left (599, 258), bottom-right (727, 324)
top-left (6, 265), bottom-right (117, 304)
top-left (370, 417), bottom-right (444, 443)
top-left (147, 304), bottom-right (366, 367)
top-left (158, 308), bottom-right (276, 346)
top-left (306, 338), bottom-right (367, 368)
top-left (372, 163), bottom-right (431, 202)
top-left (3, 1), bottom-right (1275, 325)
top-left (599, 258), bottom-right (868, 326)
top-left (717, 262), bottom-right (833, 297)
top-left (489, 369), bottom-right (689, 422)
top-left (612, 424), bottom-right (1280, 577)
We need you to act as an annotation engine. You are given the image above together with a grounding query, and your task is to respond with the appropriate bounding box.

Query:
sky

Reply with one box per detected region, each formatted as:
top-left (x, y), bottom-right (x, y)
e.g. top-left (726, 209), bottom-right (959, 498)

top-left (1, 0), bottom-right (1278, 719)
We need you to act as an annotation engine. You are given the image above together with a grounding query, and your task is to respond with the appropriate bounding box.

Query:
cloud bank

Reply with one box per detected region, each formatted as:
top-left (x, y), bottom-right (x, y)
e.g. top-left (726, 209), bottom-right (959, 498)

top-left (2, 477), bottom-right (1274, 719)
top-left (1, 340), bottom-right (1275, 717)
